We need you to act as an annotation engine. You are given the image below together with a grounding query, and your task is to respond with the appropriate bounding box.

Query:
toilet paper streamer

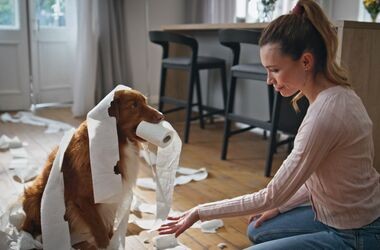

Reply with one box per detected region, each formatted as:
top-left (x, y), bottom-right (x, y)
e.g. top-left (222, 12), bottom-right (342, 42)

top-left (87, 84), bottom-right (131, 204)
top-left (40, 128), bottom-right (75, 250)
top-left (137, 121), bottom-right (182, 221)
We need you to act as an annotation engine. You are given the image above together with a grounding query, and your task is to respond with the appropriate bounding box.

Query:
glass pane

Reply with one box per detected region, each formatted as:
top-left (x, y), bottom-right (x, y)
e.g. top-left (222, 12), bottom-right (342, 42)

top-left (0, 0), bottom-right (17, 29)
top-left (35, 0), bottom-right (66, 28)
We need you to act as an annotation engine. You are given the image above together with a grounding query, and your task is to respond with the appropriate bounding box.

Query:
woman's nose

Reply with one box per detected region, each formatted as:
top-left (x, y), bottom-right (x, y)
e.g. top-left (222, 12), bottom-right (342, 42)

top-left (267, 75), bottom-right (274, 85)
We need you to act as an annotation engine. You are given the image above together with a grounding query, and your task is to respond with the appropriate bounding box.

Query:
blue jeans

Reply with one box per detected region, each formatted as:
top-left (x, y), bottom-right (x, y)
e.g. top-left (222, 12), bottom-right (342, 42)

top-left (245, 206), bottom-right (380, 250)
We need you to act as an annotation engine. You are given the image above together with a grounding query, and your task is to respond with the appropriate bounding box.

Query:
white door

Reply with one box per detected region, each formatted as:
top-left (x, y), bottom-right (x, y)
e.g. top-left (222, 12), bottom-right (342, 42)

top-left (29, 0), bottom-right (76, 104)
top-left (0, 0), bottom-right (31, 110)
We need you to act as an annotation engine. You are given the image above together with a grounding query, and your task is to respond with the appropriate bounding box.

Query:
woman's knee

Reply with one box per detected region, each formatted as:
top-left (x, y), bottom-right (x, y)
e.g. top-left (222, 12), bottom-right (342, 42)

top-left (247, 220), bottom-right (270, 244)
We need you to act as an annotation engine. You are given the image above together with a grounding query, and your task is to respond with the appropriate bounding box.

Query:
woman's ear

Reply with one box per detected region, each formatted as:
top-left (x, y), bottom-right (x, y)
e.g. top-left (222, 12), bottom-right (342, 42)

top-left (301, 52), bottom-right (314, 71)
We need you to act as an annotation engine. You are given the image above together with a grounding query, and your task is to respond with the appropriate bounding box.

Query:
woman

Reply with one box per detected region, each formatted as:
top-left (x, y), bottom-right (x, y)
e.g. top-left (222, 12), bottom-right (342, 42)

top-left (159, 0), bottom-right (380, 249)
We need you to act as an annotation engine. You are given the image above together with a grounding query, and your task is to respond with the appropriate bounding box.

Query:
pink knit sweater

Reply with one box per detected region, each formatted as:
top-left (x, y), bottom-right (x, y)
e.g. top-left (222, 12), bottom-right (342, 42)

top-left (198, 86), bottom-right (380, 229)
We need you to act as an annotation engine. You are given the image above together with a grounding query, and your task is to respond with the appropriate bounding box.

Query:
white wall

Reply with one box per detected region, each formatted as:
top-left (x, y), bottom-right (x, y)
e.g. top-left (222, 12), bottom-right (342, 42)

top-left (124, 0), bottom-right (186, 104)
top-left (331, 0), bottom-right (360, 21)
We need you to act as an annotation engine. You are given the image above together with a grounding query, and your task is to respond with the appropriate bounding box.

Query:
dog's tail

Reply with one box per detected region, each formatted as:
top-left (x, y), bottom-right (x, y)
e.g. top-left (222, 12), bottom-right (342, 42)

top-left (21, 147), bottom-right (58, 237)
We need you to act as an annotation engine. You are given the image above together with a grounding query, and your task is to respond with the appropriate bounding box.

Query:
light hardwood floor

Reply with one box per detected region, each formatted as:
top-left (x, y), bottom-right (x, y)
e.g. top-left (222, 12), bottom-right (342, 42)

top-left (0, 108), bottom-right (289, 249)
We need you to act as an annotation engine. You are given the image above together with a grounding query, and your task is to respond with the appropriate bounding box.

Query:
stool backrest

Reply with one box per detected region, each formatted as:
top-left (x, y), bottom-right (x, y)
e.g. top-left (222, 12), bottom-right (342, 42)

top-left (219, 29), bottom-right (261, 65)
top-left (149, 31), bottom-right (198, 61)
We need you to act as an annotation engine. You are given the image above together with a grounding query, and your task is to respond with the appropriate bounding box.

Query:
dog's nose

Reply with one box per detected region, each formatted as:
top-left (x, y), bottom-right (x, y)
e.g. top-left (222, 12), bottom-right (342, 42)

top-left (156, 111), bottom-right (165, 122)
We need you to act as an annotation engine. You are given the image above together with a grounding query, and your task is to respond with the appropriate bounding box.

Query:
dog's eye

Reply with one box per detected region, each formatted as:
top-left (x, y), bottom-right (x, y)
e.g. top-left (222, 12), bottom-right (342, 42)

top-left (132, 101), bottom-right (138, 108)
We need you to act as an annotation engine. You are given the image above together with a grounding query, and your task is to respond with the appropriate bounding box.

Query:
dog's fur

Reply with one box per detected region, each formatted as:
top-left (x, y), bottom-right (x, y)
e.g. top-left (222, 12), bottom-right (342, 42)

top-left (21, 89), bottom-right (164, 249)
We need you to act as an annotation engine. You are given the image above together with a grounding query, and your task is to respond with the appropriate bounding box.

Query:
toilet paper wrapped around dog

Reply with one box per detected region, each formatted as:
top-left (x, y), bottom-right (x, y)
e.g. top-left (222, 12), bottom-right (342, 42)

top-left (40, 84), bottom-right (182, 249)
top-left (40, 128), bottom-right (75, 250)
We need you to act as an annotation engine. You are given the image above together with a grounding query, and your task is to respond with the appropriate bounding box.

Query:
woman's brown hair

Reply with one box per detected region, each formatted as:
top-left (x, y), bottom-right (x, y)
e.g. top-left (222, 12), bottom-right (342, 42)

top-left (259, 0), bottom-right (350, 110)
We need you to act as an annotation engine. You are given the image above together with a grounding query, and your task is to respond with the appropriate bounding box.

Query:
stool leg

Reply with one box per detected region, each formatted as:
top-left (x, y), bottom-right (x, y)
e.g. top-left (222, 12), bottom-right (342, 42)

top-left (265, 93), bottom-right (281, 177)
top-left (263, 85), bottom-right (274, 140)
top-left (220, 65), bottom-right (227, 112)
top-left (184, 67), bottom-right (196, 143)
top-left (221, 76), bottom-right (237, 160)
top-left (158, 67), bottom-right (167, 112)
top-left (195, 71), bottom-right (205, 129)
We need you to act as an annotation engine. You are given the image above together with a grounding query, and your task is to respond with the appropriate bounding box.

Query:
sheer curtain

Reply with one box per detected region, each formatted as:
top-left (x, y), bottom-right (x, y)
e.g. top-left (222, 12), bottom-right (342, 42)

top-left (72, 0), bottom-right (129, 117)
top-left (72, 0), bottom-right (99, 117)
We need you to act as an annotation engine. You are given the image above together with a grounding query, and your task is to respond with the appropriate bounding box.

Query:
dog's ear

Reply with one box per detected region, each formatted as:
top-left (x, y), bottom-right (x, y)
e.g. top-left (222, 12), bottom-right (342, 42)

top-left (108, 91), bottom-right (122, 119)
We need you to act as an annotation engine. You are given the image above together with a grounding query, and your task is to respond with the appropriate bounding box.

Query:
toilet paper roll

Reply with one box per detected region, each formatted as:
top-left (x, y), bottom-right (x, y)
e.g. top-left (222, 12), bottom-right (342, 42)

top-left (136, 121), bottom-right (173, 148)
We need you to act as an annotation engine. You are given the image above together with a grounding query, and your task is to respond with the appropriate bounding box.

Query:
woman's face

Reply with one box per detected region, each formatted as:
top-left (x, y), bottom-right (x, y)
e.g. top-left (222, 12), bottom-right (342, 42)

top-left (260, 43), bottom-right (307, 97)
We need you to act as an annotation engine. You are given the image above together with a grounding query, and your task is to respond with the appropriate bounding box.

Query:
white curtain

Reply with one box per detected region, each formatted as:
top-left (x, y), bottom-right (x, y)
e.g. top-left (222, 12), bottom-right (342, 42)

top-left (71, 0), bottom-right (99, 117)
top-left (71, 0), bottom-right (129, 117)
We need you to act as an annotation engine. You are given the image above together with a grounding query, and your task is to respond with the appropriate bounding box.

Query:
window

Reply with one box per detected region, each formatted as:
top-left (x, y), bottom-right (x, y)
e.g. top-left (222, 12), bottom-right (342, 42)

top-left (35, 0), bottom-right (66, 28)
top-left (235, 0), bottom-right (297, 22)
top-left (358, 0), bottom-right (379, 22)
top-left (235, 0), bottom-right (336, 23)
top-left (0, 0), bottom-right (19, 29)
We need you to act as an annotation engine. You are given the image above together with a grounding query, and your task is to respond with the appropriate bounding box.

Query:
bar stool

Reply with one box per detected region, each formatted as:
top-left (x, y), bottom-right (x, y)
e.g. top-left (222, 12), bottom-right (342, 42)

top-left (219, 29), bottom-right (308, 177)
top-left (149, 31), bottom-right (227, 143)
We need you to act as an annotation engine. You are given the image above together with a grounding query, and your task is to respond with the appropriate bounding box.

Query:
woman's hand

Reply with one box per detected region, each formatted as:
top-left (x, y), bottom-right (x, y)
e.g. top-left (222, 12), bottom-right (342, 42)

top-left (248, 208), bottom-right (280, 228)
top-left (158, 207), bottom-right (200, 237)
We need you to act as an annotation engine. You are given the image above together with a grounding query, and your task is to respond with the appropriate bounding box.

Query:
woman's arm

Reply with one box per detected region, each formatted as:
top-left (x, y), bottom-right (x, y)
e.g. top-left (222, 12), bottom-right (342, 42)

top-left (278, 184), bottom-right (309, 213)
top-left (197, 101), bottom-right (343, 221)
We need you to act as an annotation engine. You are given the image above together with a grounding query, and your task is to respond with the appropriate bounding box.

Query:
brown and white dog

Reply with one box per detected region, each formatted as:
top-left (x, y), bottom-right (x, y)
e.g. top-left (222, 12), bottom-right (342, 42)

top-left (21, 89), bottom-right (164, 249)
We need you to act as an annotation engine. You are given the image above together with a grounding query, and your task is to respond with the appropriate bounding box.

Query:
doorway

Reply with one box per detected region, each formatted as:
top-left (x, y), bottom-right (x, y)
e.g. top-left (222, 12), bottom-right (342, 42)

top-left (0, 0), bottom-right (76, 111)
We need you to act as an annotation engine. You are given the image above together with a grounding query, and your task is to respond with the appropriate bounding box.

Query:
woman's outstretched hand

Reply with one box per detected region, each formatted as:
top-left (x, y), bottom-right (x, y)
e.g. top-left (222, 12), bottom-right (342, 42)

top-left (158, 207), bottom-right (200, 237)
top-left (248, 208), bottom-right (280, 228)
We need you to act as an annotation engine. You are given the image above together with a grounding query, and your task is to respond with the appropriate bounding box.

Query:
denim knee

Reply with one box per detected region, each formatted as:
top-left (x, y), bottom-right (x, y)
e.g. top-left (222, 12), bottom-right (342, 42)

top-left (247, 220), bottom-right (267, 244)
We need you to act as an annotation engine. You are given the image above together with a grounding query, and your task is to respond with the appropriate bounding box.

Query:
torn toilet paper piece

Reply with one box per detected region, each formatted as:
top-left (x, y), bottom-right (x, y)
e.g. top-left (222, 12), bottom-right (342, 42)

top-left (136, 167), bottom-right (208, 191)
top-left (10, 163), bottom-right (40, 184)
top-left (192, 219), bottom-right (224, 233)
top-left (131, 197), bottom-right (156, 215)
top-left (175, 167), bottom-right (208, 185)
top-left (0, 202), bottom-right (43, 250)
top-left (8, 158), bottom-right (28, 169)
top-left (0, 177), bottom-right (24, 217)
top-left (40, 128), bottom-right (75, 250)
top-left (0, 135), bottom-right (23, 150)
top-left (153, 234), bottom-right (188, 250)
top-left (0, 112), bottom-right (74, 134)
top-left (9, 148), bottom-right (28, 159)
top-left (131, 230), bottom-right (190, 250)
top-left (128, 214), bottom-right (158, 230)
top-left (217, 242), bottom-right (228, 249)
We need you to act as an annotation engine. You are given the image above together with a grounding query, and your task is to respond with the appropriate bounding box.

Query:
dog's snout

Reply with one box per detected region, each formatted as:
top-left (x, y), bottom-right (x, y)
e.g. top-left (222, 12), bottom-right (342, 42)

top-left (155, 111), bottom-right (165, 122)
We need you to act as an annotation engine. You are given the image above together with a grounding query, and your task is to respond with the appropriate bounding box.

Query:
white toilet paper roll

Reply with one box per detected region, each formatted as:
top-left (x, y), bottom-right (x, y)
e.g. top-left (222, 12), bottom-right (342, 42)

top-left (136, 121), bottom-right (173, 148)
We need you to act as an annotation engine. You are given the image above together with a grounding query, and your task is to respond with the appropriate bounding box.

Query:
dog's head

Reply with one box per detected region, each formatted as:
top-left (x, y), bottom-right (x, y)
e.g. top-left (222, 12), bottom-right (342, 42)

top-left (108, 89), bottom-right (164, 142)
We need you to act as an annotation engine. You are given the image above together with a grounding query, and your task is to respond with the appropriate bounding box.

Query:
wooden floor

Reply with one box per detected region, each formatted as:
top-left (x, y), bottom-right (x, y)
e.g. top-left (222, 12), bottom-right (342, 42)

top-left (0, 108), bottom-right (289, 249)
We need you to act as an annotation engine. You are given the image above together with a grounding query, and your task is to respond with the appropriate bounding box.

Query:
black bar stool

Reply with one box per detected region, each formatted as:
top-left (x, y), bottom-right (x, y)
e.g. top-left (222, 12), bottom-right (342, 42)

top-left (149, 31), bottom-right (227, 143)
top-left (219, 29), bottom-right (308, 177)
